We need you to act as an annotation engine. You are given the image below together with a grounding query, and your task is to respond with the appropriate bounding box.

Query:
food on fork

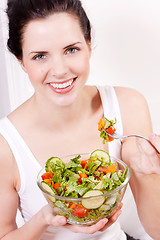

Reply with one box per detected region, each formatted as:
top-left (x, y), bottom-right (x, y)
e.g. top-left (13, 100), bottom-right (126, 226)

top-left (98, 118), bottom-right (117, 143)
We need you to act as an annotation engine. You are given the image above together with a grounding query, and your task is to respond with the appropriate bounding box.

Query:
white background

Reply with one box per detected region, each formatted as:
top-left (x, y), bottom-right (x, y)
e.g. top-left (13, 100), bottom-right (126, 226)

top-left (0, 0), bottom-right (160, 230)
top-left (83, 0), bottom-right (160, 133)
top-left (0, 0), bottom-right (160, 132)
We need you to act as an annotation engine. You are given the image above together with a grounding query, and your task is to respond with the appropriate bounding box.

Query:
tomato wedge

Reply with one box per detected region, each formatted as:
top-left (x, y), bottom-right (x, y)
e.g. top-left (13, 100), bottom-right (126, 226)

top-left (72, 204), bottom-right (89, 217)
top-left (41, 171), bottom-right (53, 180)
top-left (106, 126), bottom-right (116, 135)
top-left (81, 160), bottom-right (87, 169)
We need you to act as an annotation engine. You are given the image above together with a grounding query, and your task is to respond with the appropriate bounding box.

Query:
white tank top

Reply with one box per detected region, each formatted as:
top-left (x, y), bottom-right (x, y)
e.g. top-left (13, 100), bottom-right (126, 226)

top-left (0, 85), bottom-right (152, 240)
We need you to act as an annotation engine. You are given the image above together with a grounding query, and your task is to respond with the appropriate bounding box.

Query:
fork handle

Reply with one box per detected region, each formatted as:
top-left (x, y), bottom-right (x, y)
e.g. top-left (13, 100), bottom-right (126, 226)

top-left (125, 135), bottom-right (150, 141)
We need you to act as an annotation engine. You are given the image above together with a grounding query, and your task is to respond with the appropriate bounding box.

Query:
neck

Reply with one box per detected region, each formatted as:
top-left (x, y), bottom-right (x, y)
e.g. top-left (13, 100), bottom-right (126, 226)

top-left (28, 88), bottom-right (92, 129)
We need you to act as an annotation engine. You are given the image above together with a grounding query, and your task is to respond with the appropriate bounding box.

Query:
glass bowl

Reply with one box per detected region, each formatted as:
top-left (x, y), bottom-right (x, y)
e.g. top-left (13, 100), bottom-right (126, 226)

top-left (37, 152), bottom-right (130, 225)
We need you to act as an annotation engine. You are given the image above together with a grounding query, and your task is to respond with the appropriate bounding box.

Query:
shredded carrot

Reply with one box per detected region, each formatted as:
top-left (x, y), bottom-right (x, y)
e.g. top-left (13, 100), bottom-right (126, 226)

top-left (78, 172), bottom-right (88, 183)
top-left (79, 172), bottom-right (87, 178)
top-left (106, 164), bottom-right (117, 174)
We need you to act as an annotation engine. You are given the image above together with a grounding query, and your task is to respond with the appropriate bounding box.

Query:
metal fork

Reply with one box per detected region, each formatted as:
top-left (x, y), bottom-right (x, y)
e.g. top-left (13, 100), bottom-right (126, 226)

top-left (107, 132), bottom-right (150, 141)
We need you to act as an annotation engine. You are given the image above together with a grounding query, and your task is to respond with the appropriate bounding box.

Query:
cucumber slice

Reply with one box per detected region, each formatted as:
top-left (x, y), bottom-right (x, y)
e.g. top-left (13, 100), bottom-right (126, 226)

top-left (105, 193), bottom-right (117, 205)
top-left (99, 204), bottom-right (111, 211)
top-left (94, 181), bottom-right (105, 190)
top-left (81, 190), bottom-right (105, 209)
top-left (41, 181), bottom-right (57, 202)
top-left (45, 157), bottom-right (63, 171)
top-left (90, 149), bottom-right (110, 163)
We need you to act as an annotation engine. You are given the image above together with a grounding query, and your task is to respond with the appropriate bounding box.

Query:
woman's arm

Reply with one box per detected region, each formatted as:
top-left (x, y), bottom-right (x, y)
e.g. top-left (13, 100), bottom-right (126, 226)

top-left (0, 135), bottom-right (67, 240)
top-left (0, 134), bottom-right (121, 239)
top-left (115, 87), bottom-right (160, 239)
top-left (133, 134), bottom-right (160, 239)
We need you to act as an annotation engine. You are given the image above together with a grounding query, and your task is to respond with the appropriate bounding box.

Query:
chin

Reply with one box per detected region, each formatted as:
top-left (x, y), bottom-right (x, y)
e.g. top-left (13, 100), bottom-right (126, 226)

top-left (52, 94), bottom-right (77, 107)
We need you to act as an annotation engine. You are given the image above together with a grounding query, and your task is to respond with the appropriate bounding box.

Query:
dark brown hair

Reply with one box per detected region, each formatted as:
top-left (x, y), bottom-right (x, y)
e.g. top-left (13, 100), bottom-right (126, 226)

top-left (6, 0), bottom-right (91, 59)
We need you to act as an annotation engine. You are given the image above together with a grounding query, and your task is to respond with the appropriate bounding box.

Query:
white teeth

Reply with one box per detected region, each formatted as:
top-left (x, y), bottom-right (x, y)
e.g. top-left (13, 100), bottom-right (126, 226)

top-left (50, 79), bottom-right (74, 89)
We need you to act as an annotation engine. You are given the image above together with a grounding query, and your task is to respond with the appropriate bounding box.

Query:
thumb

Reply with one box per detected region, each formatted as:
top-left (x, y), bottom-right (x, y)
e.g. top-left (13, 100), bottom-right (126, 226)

top-left (50, 215), bottom-right (67, 227)
top-left (149, 134), bottom-right (160, 153)
top-left (136, 137), bottom-right (152, 153)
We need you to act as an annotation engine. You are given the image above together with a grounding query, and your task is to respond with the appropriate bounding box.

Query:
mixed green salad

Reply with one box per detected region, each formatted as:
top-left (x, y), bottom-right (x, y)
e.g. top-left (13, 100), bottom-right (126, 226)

top-left (40, 149), bottom-right (128, 224)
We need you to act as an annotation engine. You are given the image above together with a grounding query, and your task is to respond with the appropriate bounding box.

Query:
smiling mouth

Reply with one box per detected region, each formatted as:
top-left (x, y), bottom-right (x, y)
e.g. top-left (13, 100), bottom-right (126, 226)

top-left (50, 78), bottom-right (76, 89)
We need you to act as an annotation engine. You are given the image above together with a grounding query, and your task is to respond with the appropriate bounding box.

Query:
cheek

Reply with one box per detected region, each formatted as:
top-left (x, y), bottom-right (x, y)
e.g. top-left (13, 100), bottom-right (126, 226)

top-left (75, 55), bottom-right (90, 76)
top-left (27, 65), bottom-right (46, 83)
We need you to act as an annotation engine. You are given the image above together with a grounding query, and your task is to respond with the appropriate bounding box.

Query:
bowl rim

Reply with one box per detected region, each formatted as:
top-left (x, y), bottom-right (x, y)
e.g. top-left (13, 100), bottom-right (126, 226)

top-left (37, 153), bottom-right (130, 201)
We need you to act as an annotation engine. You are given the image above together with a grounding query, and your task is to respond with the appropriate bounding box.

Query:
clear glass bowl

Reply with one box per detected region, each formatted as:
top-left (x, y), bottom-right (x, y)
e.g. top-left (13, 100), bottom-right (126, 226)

top-left (37, 153), bottom-right (130, 225)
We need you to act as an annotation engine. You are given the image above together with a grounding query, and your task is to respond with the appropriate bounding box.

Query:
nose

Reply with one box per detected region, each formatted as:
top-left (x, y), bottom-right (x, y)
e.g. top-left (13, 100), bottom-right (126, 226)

top-left (50, 55), bottom-right (68, 79)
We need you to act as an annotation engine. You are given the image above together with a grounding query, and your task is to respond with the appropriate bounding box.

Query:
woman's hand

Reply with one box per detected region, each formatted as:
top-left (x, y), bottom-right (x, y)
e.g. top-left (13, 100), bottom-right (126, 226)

top-left (41, 205), bottom-right (67, 227)
top-left (41, 203), bottom-right (122, 234)
top-left (65, 203), bottom-right (122, 234)
top-left (130, 134), bottom-right (160, 239)
top-left (134, 134), bottom-right (160, 174)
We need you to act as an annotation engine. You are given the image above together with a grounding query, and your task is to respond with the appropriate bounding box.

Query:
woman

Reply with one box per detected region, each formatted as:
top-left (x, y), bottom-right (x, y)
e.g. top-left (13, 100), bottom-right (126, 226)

top-left (0, 0), bottom-right (159, 239)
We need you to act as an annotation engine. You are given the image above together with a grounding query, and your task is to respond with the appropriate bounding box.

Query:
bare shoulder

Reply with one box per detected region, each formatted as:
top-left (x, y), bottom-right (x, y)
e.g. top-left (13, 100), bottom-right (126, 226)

top-left (0, 134), bottom-right (20, 235)
top-left (0, 134), bottom-right (13, 162)
top-left (0, 133), bottom-right (17, 178)
top-left (114, 86), bottom-right (148, 107)
top-left (114, 86), bottom-right (152, 134)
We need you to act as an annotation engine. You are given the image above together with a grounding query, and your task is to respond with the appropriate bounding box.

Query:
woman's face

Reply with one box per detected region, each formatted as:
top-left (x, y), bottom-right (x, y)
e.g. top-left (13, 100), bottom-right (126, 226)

top-left (20, 13), bottom-right (91, 106)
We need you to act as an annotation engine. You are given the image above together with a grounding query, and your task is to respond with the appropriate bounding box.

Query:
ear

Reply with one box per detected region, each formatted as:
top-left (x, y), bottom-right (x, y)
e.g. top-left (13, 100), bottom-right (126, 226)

top-left (18, 58), bottom-right (27, 73)
top-left (87, 41), bottom-right (92, 58)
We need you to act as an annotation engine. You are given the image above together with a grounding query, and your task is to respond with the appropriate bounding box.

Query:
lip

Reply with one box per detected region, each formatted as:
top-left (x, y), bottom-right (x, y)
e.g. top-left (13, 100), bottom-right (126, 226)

top-left (49, 77), bottom-right (77, 94)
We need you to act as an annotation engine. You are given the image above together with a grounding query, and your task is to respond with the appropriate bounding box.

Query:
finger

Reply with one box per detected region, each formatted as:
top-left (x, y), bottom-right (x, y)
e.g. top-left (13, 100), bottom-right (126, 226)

top-left (49, 215), bottom-right (67, 227)
top-left (136, 137), bottom-right (157, 155)
top-left (149, 134), bottom-right (160, 153)
top-left (99, 203), bottom-right (123, 231)
top-left (65, 218), bottom-right (108, 234)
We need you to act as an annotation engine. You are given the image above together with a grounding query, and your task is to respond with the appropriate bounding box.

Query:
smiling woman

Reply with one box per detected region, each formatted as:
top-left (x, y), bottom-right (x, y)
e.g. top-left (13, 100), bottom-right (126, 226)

top-left (18, 12), bottom-right (91, 106)
top-left (0, 0), bottom-right (159, 240)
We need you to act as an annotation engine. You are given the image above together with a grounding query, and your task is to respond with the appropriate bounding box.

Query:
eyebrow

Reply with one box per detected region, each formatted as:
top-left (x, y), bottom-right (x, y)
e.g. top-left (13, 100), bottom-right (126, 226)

top-left (63, 42), bottom-right (82, 50)
top-left (29, 42), bottom-right (82, 55)
top-left (29, 51), bottom-right (47, 55)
